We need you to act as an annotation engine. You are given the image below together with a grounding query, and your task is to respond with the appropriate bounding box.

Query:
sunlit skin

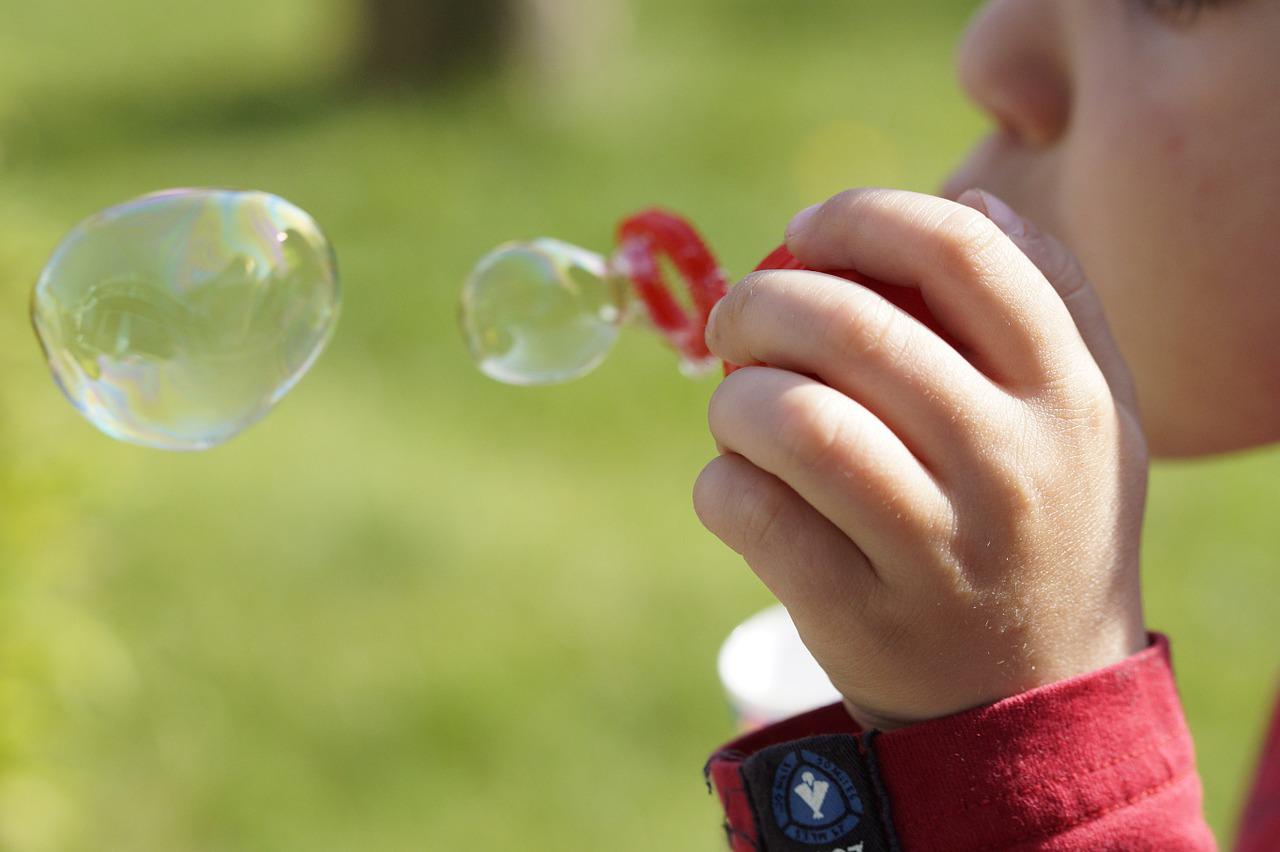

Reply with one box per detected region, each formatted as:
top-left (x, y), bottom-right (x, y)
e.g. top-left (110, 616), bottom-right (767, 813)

top-left (694, 0), bottom-right (1280, 729)
top-left (945, 0), bottom-right (1280, 457)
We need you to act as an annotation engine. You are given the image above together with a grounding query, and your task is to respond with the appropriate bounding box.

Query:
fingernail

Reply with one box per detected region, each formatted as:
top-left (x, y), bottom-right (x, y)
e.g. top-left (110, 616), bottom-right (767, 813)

top-left (785, 203), bottom-right (822, 242)
top-left (978, 190), bottom-right (1025, 238)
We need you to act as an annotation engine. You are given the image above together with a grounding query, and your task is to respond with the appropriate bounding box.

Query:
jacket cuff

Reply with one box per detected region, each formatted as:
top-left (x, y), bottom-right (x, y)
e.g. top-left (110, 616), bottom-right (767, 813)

top-left (705, 633), bottom-right (1214, 851)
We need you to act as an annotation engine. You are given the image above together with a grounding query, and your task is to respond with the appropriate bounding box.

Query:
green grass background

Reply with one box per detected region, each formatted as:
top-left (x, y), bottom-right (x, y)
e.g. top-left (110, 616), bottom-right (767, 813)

top-left (0, 1), bottom-right (1275, 849)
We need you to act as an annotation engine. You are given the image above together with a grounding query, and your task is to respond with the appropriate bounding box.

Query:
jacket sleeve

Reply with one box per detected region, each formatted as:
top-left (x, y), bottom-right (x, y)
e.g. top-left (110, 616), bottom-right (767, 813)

top-left (1236, 692), bottom-right (1280, 852)
top-left (705, 633), bottom-right (1216, 851)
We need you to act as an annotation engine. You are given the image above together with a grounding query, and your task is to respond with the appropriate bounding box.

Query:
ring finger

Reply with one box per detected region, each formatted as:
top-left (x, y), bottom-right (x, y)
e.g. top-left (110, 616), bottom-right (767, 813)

top-left (708, 366), bottom-right (954, 574)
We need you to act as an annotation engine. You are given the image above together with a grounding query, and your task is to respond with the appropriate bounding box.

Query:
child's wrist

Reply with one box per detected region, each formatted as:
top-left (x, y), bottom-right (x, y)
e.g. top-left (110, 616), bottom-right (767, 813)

top-left (842, 624), bottom-right (1152, 732)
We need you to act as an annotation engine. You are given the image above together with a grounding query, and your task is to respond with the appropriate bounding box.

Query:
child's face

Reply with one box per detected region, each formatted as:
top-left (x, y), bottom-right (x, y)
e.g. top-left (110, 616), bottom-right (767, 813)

top-left (942, 0), bottom-right (1280, 458)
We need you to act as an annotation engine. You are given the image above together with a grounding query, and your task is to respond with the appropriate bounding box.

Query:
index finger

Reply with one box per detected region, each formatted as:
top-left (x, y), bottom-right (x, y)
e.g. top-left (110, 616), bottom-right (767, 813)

top-left (786, 188), bottom-right (1081, 392)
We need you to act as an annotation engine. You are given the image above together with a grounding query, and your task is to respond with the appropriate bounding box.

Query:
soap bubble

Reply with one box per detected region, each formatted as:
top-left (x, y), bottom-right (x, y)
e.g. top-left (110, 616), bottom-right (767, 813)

top-left (31, 188), bottom-right (341, 450)
top-left (459, 238), bottom-right (629, 386)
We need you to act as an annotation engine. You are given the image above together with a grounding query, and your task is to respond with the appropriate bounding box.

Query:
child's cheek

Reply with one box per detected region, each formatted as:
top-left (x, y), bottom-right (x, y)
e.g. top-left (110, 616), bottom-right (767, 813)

top-left (1064, 66), bottom-right (1280, 453)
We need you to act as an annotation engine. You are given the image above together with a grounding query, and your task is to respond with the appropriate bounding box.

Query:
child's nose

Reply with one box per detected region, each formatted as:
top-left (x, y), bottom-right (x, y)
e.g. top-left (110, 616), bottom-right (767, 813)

top-left (955, 0), bottom-right (1071, 148)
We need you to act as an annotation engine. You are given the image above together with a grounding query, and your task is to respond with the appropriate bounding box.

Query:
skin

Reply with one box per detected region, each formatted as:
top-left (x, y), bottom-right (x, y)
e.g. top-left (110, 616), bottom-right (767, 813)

top-left (693, 0), bottom-right (1280, 729)
top-left (945, 0), bottom-right (1280, 457)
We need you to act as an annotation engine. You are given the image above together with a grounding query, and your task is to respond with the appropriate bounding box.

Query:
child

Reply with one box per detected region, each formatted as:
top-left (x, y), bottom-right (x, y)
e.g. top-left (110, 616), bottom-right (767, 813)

top-left (695, 1), bottom-right (1279, 850)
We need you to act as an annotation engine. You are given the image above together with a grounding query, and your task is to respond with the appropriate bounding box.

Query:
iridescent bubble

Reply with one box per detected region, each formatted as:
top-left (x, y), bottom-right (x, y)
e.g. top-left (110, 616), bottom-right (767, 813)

top-left (31, 188), bottom-right (341, 450)
top-left (458, 238), bottom-right (629, 385)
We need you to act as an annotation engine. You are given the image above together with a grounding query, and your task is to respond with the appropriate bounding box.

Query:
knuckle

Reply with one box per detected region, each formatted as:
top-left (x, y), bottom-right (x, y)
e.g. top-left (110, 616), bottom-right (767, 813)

top-left (933, 204), bottom-right (1006, 280)
top-left (825, 290), bottom-right (911, 370)
top-left (995, 461), bottom-right (1043, 517)
top-left (735, 481), bottom-right (791, 554)
top-left (917, 495), bottom-right (961, 547)
top-left (778, 389), bottom-right (857, 473)
top-left (823, 187), bottom-right (895, 226)
top-left (826, 187), bottom-right (866, 216)
top-left (692, 456), bottom-right (794, 557)
top-left (1031, 369), bottom-right (1119, 443)
top-left (971, 414), bottom-right (1048, 517)
top-left (710, 271), bottom-right (787, 352)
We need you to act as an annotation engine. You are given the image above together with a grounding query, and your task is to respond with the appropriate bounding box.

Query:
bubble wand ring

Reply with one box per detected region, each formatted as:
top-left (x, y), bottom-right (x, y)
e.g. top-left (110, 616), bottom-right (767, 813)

top-left (615, 209), bottom-right (729, 369)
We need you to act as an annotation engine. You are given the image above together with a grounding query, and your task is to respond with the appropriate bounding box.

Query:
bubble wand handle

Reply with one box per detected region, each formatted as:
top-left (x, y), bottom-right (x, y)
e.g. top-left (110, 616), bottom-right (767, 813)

top-left (616, 209), bottom-right (729, 367)
top-left (736, 242), bottom-right (959, 375)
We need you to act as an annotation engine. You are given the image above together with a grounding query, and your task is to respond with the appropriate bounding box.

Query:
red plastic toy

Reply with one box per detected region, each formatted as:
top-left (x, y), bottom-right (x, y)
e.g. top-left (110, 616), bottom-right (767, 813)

top-left (616, 209), bottom-right (955, 377)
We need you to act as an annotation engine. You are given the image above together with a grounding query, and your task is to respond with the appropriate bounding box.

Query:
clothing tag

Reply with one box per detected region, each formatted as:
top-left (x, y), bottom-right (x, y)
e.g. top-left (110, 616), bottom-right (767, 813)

top-left (739, 735), bottom-right (892, 852)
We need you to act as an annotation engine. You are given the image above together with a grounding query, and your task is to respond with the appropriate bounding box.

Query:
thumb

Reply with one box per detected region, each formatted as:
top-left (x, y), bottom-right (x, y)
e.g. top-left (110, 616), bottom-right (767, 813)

top-left (957, 188), bottom-right (1139, 410)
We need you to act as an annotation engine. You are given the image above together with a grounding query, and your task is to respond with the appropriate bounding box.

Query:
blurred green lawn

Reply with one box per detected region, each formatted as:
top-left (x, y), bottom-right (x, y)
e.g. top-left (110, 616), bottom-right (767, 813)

top-left (0, 1), bottom-right (1276, 850)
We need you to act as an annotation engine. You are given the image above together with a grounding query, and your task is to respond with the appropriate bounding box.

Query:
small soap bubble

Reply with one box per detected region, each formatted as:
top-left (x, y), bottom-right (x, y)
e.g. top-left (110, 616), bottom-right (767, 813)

top-left (31, 188), bottom-right (341, 450)
top-left (459, 238), bottom-right (629, 386)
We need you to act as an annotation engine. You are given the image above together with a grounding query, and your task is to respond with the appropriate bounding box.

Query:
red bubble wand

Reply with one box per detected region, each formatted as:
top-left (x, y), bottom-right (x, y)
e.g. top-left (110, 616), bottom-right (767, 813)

top-left (459, 208), bottom-right (949, 384)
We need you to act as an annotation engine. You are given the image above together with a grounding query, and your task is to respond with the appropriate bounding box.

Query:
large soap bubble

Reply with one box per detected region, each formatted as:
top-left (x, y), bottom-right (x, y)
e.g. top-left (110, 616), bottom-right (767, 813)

top-left (31, 188), bottom-right (341, 450)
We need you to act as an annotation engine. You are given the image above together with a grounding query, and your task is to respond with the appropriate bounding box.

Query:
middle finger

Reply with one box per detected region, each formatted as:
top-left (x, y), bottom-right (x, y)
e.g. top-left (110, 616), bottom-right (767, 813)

top-left (707, 268), bottom-right (1018, 482)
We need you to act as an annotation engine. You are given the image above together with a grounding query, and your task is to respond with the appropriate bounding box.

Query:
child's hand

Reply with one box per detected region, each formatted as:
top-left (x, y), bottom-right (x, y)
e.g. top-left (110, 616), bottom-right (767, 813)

top-left (694, 188), bottom-right (1150, 730)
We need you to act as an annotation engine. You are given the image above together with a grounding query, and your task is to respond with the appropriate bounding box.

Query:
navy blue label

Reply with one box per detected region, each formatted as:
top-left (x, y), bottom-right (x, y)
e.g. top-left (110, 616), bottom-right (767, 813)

top-left (739, 734), bottom-right (892, 852)
top-left (771, 749), bottom-right (862, 844)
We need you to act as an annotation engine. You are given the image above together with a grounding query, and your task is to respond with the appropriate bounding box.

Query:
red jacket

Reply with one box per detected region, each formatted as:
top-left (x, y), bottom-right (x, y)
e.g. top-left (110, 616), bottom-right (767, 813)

top-left (706, 634), bottom-right (1279, 851)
